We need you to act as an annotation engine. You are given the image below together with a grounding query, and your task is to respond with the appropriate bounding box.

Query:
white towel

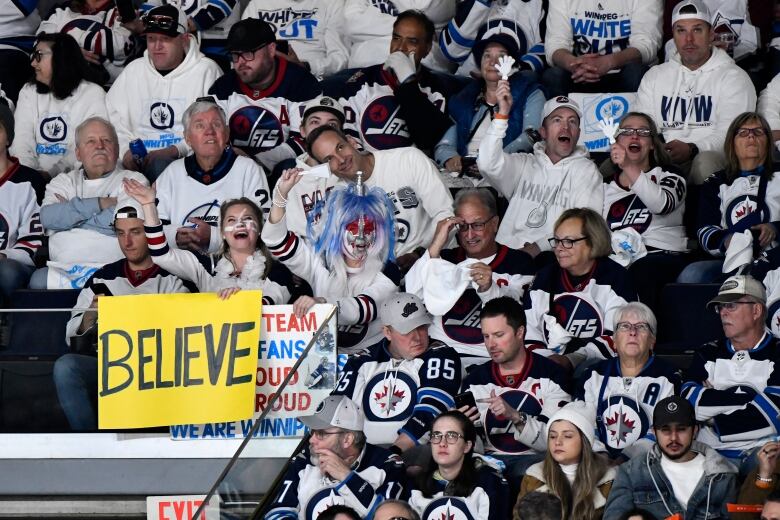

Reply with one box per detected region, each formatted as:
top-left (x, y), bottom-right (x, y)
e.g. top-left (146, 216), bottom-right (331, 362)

top-left (723, 230), bottom-right (753, 274)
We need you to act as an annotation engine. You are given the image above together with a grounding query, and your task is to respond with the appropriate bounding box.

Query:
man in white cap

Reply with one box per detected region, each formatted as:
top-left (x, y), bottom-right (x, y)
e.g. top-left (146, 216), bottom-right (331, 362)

top-left (682, 275), bottom-right (780, 475)
top-left (53, 202), bottom-right (194, 431)
top-left (263, 395), bottom-right (406, 520)
top-left (333, 293), bottom-right (462, 454)
top-left (477, 92), bottom-right (603, 261)
top-left (634, 0), bottom-right (756, 185)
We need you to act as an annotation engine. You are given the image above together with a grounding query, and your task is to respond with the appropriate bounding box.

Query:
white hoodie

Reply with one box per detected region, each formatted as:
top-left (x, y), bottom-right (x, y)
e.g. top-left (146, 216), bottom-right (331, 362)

top-left (634, 46), bottom-right (756, 153)
top-left (758, 72), bottom-right (780, 133)
top-left (106, 37), bottom-right (223, 159)
top-left (477, 118), bottom-right (604, 251)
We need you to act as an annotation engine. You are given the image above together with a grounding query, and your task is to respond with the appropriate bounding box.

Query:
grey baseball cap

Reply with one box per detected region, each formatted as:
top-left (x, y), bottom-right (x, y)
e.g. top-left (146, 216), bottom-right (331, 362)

top-left (379, 293), bottom-right (432, 334)
top-left (299, 395), bottom-right (363, 431)
top-left (707, 275), bottom-right (766, 310)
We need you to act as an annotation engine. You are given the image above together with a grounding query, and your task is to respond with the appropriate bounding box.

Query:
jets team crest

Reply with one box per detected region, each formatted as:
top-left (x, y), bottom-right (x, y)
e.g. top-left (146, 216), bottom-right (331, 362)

top-left (484, 389), bottom-right (542, 453)
top-left (182, 200), bottom-right (221, 227)
top-left (726, 195), bottom-right (758, 226)
top-left (422, 497), bottom-right (474, 520)
top-left (598, 395), bottom-right (648, 452)
top-left (362, 95), bottom-right (411, 150)
top-left (150, 102), bottom-right (175, 130)
top-left (362, 372), bottom-right (415, 422)
top-left (607, 194), bottom-right (652, 234)
top-left (230, 106), bottom-right (284, 155)
top-left (549, 294), bottom-right (604, 340)
top-left (40, 116), bottom-right (67, 142)
top-left (304, 489), bottom-right (346, 520)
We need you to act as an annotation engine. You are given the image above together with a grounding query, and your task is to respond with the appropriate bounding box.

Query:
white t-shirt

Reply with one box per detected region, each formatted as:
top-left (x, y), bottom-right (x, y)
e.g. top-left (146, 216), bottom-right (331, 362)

top-left (660, 453), bottom-right (705, 510)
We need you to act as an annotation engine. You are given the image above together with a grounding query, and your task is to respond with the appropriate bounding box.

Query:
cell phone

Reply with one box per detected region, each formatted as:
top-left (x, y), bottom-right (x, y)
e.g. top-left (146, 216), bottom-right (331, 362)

top-left (454, 391), bottom-right (477, 410)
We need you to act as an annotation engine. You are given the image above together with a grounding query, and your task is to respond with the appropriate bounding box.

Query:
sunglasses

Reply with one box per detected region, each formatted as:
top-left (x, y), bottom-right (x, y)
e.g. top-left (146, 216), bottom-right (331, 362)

top-left (30, 49), bottom-right (52, 63)
top-left (142, 14), bottom-right (183, 33)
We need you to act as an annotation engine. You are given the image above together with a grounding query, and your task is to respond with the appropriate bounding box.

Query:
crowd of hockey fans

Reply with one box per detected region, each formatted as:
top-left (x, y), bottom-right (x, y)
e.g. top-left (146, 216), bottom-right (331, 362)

top-left (7, 0), bottom-right (780, 518)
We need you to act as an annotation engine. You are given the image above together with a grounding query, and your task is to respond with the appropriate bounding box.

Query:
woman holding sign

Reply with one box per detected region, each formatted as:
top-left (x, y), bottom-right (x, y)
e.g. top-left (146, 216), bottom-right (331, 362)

top-left (262, 168), bottom-right (400, 353)
top-left (123, 179), bottom-right (290, 304)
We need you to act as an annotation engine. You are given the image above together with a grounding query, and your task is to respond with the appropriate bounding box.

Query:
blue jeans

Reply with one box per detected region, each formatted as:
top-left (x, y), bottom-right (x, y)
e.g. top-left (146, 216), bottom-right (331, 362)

top-left (53, 353), bottom-right (97, 431)
top-left (676, 259), bottom-right (724, 283)
top-left (542, 61), bottom-right (646, 98)
top-left (0, 258), bottom-right (33, 304)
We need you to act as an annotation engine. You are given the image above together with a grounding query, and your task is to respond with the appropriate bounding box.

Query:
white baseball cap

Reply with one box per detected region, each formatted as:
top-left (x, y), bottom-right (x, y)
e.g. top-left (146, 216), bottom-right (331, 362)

top-left (671, 0), bottom-right (711, 26)
top-left (542, 96), bottom-right (582, 122)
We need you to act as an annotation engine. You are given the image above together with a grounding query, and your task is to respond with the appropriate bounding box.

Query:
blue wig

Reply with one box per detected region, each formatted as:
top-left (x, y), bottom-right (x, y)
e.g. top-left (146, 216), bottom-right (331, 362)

top-left (306, 180), bottom-right (396, 268)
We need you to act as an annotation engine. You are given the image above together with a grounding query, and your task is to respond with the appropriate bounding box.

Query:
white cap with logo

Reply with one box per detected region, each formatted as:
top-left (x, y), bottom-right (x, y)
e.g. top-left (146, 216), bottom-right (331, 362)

top-left (671, 0), bottom-right (711, 26)
top-left (541, 96), bottom-right (582, 122)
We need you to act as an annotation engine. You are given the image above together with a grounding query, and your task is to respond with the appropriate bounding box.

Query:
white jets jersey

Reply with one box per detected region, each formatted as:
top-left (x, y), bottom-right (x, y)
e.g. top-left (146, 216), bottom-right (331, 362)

top-left (718, 174), bottom-right (780, 231)
top-left (0, 165), bottom-right (42, 266)
top-left (603, 167), bottom-right (687, 252)
top-left (409, 464), bottom-right (509, 520)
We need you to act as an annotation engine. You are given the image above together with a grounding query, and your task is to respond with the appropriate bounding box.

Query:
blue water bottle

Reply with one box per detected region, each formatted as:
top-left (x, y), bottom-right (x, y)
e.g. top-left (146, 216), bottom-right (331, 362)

top-left (129, 138), bottom-right (147, 166)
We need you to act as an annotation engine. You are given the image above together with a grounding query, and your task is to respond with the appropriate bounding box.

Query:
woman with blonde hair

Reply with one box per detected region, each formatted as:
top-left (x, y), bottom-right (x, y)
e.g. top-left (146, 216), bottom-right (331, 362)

top-left (516, 402), bottom-right (615, 520)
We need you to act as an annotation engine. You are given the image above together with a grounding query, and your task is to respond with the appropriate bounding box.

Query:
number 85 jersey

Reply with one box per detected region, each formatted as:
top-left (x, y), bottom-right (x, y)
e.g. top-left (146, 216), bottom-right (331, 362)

top-left (334, 340), bottom-right (462, 446)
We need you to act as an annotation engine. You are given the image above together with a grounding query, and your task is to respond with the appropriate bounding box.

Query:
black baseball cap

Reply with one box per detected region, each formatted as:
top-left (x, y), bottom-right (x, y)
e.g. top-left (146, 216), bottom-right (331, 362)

top-left (143, 4), bottom-right (187, 38)
top-left (227, 18), bottom-right (276, 52)
top-left (653, 396), bottom-right (695, 428)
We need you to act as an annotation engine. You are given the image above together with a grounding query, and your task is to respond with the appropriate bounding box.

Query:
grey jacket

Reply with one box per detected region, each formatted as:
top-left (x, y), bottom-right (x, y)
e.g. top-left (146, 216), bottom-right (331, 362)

top-left (603, 441), bottom-right (737, 520)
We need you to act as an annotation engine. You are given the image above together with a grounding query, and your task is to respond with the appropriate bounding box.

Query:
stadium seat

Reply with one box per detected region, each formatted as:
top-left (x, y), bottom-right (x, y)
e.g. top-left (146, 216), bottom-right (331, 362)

top-left (3, 289), bottom-right (79, 359)
top-left (655, 283), bottom-right (723, 352)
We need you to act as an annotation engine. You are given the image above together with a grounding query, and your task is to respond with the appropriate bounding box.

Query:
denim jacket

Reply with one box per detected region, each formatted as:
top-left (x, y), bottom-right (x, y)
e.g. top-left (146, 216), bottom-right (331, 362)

top-left (603, 441), bottom-right (737, 520)
top-left (433, 72), bottom-right (543, 166)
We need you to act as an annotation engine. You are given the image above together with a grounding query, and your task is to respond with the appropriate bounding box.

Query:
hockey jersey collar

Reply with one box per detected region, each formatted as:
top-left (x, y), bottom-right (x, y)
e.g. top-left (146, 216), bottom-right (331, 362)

top-left (490, 350), bottom-right (533, 388)
top-left (184, 146), bottom-right (238, 185)
top-left (123, 261), bottom-right (160, 287)
top-left (726, 330), bottom-right (773, 354)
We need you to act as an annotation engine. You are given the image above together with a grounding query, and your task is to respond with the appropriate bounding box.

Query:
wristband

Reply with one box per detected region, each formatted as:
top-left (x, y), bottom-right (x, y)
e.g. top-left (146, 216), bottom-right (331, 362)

top-left (494, 113), bottom-right (510, 120)
top-left (756, 475), bottom-right (774, 489)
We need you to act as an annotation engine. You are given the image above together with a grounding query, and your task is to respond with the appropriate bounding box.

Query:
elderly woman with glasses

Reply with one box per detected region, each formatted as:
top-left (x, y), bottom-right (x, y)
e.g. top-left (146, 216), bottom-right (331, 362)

top-left (523, 208), bottom-right (638, 371)
top-left (603, 112), bottom-right (688, 312)
top-left (578, 302), bottom-right (680, 462)
top-left (681, 112), bottom-right (780, 283)
top-left (11, 32), bottom-right (108, 178)
top-left (409, 410), bottom-right (509, 520)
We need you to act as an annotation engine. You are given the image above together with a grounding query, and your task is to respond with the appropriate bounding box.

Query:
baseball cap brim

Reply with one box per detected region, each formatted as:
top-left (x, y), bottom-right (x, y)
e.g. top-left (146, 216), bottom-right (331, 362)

top-left (304, 106), bottom-right (345, 126)
top-left (298, 414), bottom-right (333, 430)
top-left (391, 313), bottom-right (432, 335)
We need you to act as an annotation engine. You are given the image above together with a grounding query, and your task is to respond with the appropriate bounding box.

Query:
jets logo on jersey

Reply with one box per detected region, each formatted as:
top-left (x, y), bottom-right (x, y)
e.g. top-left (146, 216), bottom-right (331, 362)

top-left (598, 395), bottom-right (648, 451)
top-left (478, 19), bottom-right (529, 56)
top-left (0, 213), bottom-right (9, 249)
top-left (726, 195), bottom-right (758, 226)
top-left (369, 0), bottom-right (399, 16)
top-left (442, 297), bottom-right (483, 344)
top-left (362, 371), bottom-right (415, 422)
top-left (607, 194), bottom-right (652, 234)
top-left (304, 489), bottom-right (346, 520)
top-left (395, 187), bottom-right (420, 209)
top-left (422, 497), bottom-right (475, 520)
top-left (175, 0), bottom-right (198, 15)
top-left (362, 96), bottom-right (411, 150)
top-left (150, 102), bottom-right (175, 130)
top-left (484, 390), bottom-right (542, 453)
top-left (229, 106), bottom-right (284, 155)
top-left (550, 294), bottom-right (604, 339)
top-left (182, 200), bottom-right (221, 227)
top-left (338, 322), bottom-right (368, 350)
top-left (40, 116), bottom-right (67, 142)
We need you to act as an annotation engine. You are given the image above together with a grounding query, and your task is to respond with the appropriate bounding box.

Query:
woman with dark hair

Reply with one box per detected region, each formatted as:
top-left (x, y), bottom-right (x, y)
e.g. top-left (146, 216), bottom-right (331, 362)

top-left (523, 208), bottom-right (637, 370)
top-left (679, 111), bottom-right (780, 282)
top-left (516, 402), bottom-right (616, 520)
top-left (11, 32), bottom-right (107, 177)
top-left (602, 111), bottom-right (688, 312)
top-left (410, 410), bottom-right (509, 520)
top-left (124, 179), bottom-right (290, 305)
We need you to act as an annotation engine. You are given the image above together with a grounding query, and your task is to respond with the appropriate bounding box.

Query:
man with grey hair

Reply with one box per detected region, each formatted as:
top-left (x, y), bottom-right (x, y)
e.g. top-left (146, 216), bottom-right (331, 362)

top-left (682, 275), bottom-right (780, 475)
top-left (31, 117), bottom-right (149, 289)
top-left (153, 100), bottom-right (270, 255)
top-left (263, 395), bottom-right (406, 520)
top-left (373, 500), bottom-right (420, 520)
top-left (579, 301), bottom-right (680, 462)
top-left (406, 188), bottom-right (535, 369)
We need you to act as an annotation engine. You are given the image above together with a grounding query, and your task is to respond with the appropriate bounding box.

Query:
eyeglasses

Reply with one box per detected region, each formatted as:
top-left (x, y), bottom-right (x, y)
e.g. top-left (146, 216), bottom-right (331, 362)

top-left (142, 14), bottom-right (182, 32)
top-left (616, 128), bottom-right (652, 138)
top-left (30, 50), bottom-right (52, 63)
top-left (548, 236), bottom-right (588, 249)
top-left (430, 431), bottom-right (465, 444)
top-left (312, 429), bottom-right (343, 440)
top-left (615, 322), bottom-right (653, 334)
top-left (229, 43), bottom-right (269, 63)
top-left (735, 127), bottom-right (767, 138)
top-left (457, 216), bottom-right (495, 233)
top-left (713, 301), bottom-right (756, 313)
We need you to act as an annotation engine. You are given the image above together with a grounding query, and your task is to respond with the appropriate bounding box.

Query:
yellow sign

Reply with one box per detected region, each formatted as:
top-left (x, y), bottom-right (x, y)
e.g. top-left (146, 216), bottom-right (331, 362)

top-left (98, 291), bottom-right (262, 429)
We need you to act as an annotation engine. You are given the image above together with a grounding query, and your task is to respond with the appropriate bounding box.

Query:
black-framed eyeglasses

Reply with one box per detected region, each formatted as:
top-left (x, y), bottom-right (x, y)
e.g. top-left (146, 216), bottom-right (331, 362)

top-left (312, 429), bottom-right (344, 440)
top-left (30, 49), bottom-right (52, 63)
top-left (616, 128), bottom-right (652, 138)
top-left (548, 236), bottom-right (588, 249)
top-left (712, 301), bottom-right (756, 313)
top-left (457, 216), bottom-right (495, 233)
top-left (615, 322), bottom-right (653, 334)
top-left (735, 127), bottom-right (767, 138)
top-left (229, 43), bottom-right (269, 63)
top-left (142, 14), bottom-right (182, 32)
top-left (430, 431), bottom-right (465, 444)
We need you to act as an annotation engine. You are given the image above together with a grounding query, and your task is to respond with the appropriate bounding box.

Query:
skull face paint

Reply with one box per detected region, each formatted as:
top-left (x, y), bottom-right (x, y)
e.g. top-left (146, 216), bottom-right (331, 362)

top-left (342, 214), bottom-right (376, 262)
